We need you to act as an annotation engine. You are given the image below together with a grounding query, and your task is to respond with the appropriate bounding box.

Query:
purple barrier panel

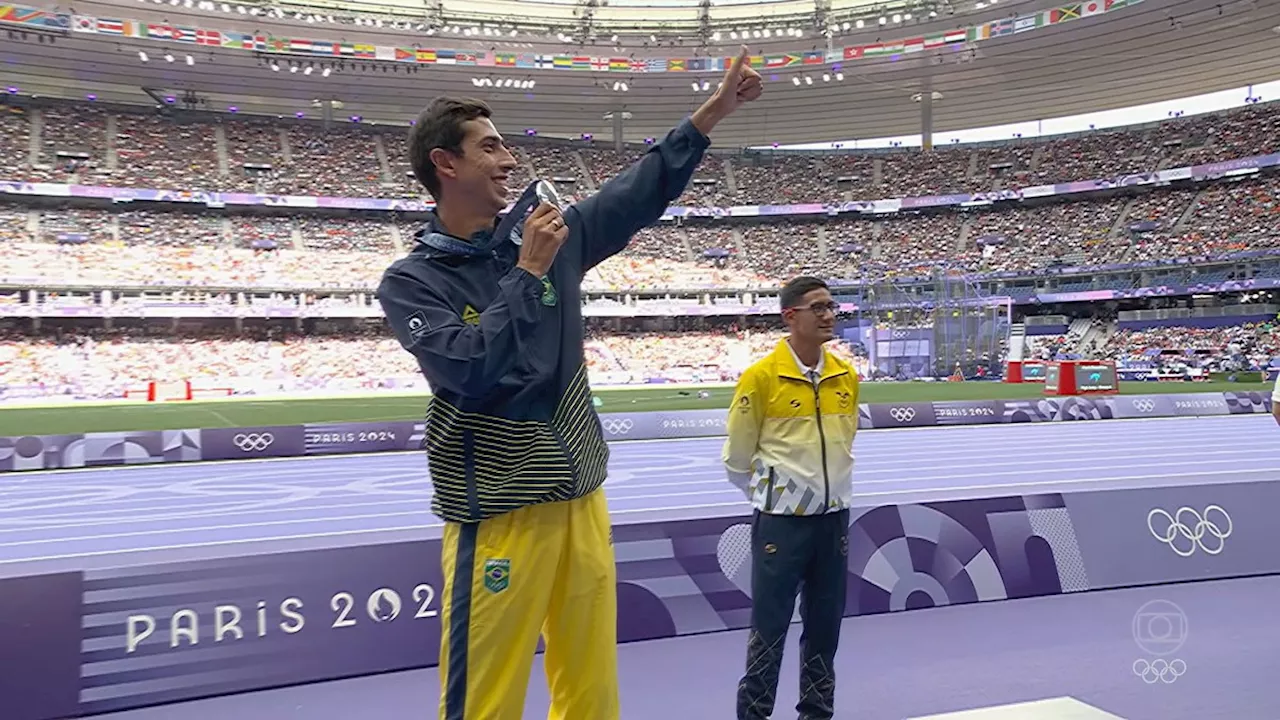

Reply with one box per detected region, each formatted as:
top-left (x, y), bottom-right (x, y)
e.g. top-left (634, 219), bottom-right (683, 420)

top-left (0, 572), bottom-right (84, 720)
top-left (1105, 394), bottom-right (1181, 419)
top-left (199, 425), bottom-right (306, 461)
top-left (1222, 390), bottom-right (1271, 414)
top-left (864, 401), bottom-right (937, 428)
top-left (77, 541), bottom-right (443, 715)
top-left (1168, 392), bottom-right (1233, 416)
top-left (1066, 480), bottom-right (1280, 588)
top-left (651, 408), bottom-right (728, 438)
top-left (302, 421), bottom-right (424, 455)
top-left (985, 396), bottom-right (1117, 423)
top-left (11, 479), bottom-right (1280, 715)
top-left (0, 434), bottom-right (86, 470)
top-left (0, 431), bottom-right (198, 471)
top-left (697, 492), bottom-right (1078, 625)
top-left (931, 400), bottom-right (1001, 426)
top-left (596, 411), bottom-right (663, 440)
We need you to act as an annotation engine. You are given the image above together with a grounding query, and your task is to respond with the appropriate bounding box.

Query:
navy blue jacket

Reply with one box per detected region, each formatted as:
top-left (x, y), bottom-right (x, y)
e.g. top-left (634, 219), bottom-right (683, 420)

top-left (377, 116), bottom-right (710, 523)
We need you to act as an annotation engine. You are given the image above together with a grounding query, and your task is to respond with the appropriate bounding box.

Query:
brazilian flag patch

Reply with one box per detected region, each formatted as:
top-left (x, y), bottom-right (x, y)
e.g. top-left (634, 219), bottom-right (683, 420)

top-left (483, 559), bottom-right (510, 594)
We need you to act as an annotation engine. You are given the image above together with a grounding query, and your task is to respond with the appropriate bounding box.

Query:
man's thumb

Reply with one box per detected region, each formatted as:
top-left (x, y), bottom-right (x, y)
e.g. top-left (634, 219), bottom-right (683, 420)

top-left (728, 45), bottom-right (749, 76)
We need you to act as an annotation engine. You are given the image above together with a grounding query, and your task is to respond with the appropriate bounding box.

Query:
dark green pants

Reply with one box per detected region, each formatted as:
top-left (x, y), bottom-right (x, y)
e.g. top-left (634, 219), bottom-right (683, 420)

top-left (736, 508), bottom-right (850, 720)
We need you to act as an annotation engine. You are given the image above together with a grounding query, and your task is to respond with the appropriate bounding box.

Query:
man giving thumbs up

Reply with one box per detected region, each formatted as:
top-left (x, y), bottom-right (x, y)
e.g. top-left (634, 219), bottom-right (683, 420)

top-left (379, 44), bottom-right (761, 720)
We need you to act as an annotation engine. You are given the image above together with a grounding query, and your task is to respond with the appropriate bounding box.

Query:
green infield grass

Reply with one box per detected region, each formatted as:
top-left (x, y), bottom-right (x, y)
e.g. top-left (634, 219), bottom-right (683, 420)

top-left (0, 380), bottom-right (1266, 437)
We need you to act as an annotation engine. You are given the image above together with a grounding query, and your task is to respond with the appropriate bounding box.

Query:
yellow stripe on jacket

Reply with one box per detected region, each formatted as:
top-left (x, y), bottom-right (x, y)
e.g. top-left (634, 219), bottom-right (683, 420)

top-left (722, 339), bottom-right (860, 515)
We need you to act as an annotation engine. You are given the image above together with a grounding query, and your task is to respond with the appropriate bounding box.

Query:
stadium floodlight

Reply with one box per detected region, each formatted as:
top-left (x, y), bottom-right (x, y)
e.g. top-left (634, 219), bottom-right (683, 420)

top-left (322, 67), bottom-right (331, 77)
top-left (164, 53), bottom-right (174, 62)
top-left (892, 13), bottom-right (901, 22)
top-left (138, 50), bottom-right (148, 62)
top-left (186, 54), bottom-right (194, 65)
top-left (823, 73), bottom-right (830, 82)
top-left (792, 77), bottom-right (800, 85)
top-left (856, 19), bottom-right (864, 28)
top-left (304, 66), bottom-right (313, 75)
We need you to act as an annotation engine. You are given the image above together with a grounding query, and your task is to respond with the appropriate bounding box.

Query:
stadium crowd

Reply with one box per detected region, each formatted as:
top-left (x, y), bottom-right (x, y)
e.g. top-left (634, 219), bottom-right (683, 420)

top-left (5, 99), bottom-right (1278, 204)
top-left (1, 320), bottom-right (1273, 400)
top-left (3, 98), bottom-right (1280, 398)
top-left (1, 98), bottom-right (1278, 290)
top-left (1, 169), bottom-right (1276, 290)
top-left (1103, 322), bottom-right (1280, 373)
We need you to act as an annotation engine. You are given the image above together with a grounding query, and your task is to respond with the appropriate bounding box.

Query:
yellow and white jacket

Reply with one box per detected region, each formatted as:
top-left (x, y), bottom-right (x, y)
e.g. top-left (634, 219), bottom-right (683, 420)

top-left (722, 339), bottom-right (860, 515)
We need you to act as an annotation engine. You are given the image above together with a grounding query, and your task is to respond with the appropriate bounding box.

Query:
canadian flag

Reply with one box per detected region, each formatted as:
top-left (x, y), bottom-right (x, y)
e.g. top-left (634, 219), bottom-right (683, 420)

top-left (1080, 0), bottom-right (1104, 16)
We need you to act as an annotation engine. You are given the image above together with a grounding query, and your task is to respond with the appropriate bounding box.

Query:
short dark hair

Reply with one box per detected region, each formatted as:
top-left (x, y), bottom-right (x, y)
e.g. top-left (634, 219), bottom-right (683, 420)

top-left (408, 96), bottom-right (493, 200)
top-left (780, 276), bottom-right (829, 309)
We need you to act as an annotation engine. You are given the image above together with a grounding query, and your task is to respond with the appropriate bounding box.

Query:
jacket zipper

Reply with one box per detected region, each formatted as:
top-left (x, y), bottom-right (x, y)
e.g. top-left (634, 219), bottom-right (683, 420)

top-left (765, 467), bottom-right (776, 512)
top-left (811, 377), bottom-right (831, 512)
top-left (551, 427), bottom-right (582, 492)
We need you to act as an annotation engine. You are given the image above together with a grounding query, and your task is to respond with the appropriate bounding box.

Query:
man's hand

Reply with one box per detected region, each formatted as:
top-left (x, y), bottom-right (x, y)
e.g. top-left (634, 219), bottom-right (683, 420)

top-left (515, 202), bottom-right (569, 277)
top-left (691, 45), bottom-right (764, 136)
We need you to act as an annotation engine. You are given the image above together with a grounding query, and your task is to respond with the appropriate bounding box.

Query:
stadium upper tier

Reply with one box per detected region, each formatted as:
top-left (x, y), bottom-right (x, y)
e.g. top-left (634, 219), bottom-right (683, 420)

top-left (2, 99), bottom-right (1279, 206)
top-left (1, 170), bottom-right (1276, 290)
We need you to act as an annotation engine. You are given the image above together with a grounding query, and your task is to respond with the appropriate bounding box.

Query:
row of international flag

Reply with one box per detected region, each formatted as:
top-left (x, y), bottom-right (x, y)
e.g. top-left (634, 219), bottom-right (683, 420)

top-left (3, 0), bottom-right (1143, 73)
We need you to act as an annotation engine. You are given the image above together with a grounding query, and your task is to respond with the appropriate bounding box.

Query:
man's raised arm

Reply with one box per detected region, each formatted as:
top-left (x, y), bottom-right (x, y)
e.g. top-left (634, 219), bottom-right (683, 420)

top-left (569, 46), bottom-right (763, 272)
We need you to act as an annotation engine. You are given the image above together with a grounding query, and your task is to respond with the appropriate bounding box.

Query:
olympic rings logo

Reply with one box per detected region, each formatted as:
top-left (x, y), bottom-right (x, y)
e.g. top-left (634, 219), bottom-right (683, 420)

top-left (1147, 505), bottom-right (1232, 557)
top-left (888, 407), bottom-right (916, 423)
top-left (1131, 398), bottom-right (1156, 413)
top-left (892, 330), bottom-right (908, 339)
top-left (601, 419), bottom-right (634, 435)
top-left (233, 433), bottom-right (276, 452)
top-left (1133, 658), bottom-right (1186, 684)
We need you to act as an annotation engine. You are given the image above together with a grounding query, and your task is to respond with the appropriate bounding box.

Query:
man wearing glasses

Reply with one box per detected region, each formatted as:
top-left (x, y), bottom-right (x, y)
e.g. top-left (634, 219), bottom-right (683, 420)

top-left (722, 276), bottom-right (860, 720)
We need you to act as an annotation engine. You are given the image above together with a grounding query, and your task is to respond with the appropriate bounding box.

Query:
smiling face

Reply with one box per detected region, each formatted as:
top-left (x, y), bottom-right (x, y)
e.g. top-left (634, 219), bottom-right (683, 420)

top-left (783, 287), bottom-right (838, 345)
top-left (409, 97), bottom-right (518, 218)
top-left (431, 117), bottom-right (518, 214)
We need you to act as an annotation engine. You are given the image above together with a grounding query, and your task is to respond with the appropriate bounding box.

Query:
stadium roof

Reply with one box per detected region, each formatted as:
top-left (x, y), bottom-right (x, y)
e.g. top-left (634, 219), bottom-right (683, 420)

top-left (5, 0), bottom-right (1279, 147)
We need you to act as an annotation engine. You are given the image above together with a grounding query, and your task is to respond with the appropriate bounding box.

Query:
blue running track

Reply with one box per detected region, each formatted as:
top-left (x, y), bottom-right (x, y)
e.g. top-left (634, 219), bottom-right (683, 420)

top-left (0, 415), bottom-right (1272, 575)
